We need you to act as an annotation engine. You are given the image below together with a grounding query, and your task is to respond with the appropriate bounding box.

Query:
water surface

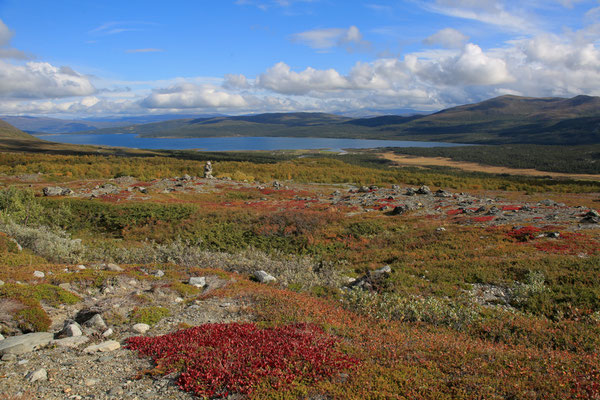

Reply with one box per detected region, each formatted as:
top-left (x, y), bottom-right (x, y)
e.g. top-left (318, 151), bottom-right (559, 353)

top-left (34, 133), bottom-right (466, 152)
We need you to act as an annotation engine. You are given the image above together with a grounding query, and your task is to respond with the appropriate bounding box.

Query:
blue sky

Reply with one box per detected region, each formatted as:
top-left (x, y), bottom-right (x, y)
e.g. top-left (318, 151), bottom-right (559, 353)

top-left (0, 0), bottom-right (599, 117)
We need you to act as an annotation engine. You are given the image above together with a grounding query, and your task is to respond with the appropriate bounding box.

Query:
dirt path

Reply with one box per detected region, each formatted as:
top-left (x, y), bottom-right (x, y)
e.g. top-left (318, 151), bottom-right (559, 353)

top-left (380, 152), bottom-right (600, 181)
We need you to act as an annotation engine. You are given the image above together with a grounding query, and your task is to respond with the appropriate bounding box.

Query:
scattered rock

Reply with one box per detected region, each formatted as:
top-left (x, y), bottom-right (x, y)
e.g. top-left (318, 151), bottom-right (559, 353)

top-left (358, 186), bottom-right (369, 193)
top-left (82, 314), bottom-right (107, 331)
top-left (43, 186), bottom-right (73, 197)
top-left (372, 265), bottom-right (391, 278)
top-left (188, 277), bottom-right (206, 288)
top-left (83, 340), bottom-right (120, 354)
top-left (253, 270), bottom-right (276, 284)
top-left (0, 334), bottom-right (4, 341)
top-left (102, 328), bottom-right (114, 338)
top-left (154, 270), bottom-right (165, 278)
top-left (389, 205), bottom-right (408, 216)
top-left (26, 368), bottom-right (47, 382)
top-left (52, 336), bottom-right (89, 348)
top-left (391, 184), bottom-right (400, 190)
top-left (0, 332), bottom-right (54, 355)
top-left (436, 227), bottom-right (447, 232)
top-left (0, 279), bottom-right (4, 286)
top-left (33, 271), bottom-right (45, 279)
top-left (76, 265), bottom-right (86, 270)
top-left (416, 185), bottom-right (431, 195)
top-left (405, 187), bottom-right (416, 196)
top-left (434, 189), bottom-right (452, 198)
top-left (132, 323), bottom-right (150, 334)
top-left (1, 353), bottom-right (16, 361)
top-left (55, 323), bottom-right (82, 339)
top-left (104, 263), bottom-right (123, 272)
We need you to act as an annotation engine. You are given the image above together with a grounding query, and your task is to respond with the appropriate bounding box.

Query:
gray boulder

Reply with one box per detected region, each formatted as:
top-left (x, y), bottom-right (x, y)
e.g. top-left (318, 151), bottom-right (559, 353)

top-left (254, 270), bottom-right (276, 284)
top-left (82, 314), bottom-right (107, 331)
top-left (189, 277), bottom-right (206, 287)
top-left (42, 186), bottom-right (73, 197)
top-left (0, 332), bottom-right (54, 355)
top-left (416, 185), bottom-right (431, 195)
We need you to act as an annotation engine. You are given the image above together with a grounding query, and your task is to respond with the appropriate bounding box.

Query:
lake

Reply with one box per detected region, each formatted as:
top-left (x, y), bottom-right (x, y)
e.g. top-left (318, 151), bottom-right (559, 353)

top-left (33, 133), bottom-right (466, 152)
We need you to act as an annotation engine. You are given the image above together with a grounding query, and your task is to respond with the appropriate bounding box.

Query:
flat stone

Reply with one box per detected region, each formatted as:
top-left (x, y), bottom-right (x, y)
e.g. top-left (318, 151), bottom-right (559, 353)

top-left (0, 332), bottom-right (54, 355)
top-left (1, 353), bottom-right (16, 361)
top-left (254, 270), bottom-right (276, 284)
top-left (131, 323), bottom-right (150, 334)
top-left (188, 276), bottom-right (206, 287)
top-left (102, 328), bottom-right (114, 337)
top-left (26, 368), bottom-right (47, 382)
top-left (52, 336), bottom-right (89, 348)
top-left (84, 340), bottom-right (120, 354)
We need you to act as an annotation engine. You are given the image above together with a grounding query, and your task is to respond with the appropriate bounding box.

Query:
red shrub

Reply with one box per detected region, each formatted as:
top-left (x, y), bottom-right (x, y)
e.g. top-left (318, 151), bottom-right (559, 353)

top-left (446, 209), bottom-right (464, 216)
top-left (126, 322), bottom-right (358, 398)
top-left (501, 205), bottom-right (522, 211)
top-left (508, 226), bottom-right (542, 241)
top-left (471, 216), bottom-right (495, 222)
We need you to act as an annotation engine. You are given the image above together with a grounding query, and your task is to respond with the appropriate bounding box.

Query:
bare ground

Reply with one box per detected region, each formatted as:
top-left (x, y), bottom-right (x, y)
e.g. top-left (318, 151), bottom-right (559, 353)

top-left (380, 152), bottom-right (600, 181)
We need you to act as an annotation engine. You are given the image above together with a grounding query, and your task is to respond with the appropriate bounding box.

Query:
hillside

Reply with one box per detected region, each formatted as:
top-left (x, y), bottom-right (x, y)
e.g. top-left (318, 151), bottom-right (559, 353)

top-left (0, 119), bottom-right (42, 140)
top-left (62, 95), bottom-right (600, 145)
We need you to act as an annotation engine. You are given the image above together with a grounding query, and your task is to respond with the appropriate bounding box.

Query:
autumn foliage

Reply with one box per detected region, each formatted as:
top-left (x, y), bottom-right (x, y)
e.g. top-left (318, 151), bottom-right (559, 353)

top-left (126, 322), bottom-right (358, 398)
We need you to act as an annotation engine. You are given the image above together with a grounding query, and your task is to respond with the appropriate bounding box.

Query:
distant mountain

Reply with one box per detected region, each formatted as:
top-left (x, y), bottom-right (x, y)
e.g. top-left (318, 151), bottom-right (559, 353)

top-left (14, 95), bottom-right (600, 145)
top-left (1, 114), bottom-right (221, 134)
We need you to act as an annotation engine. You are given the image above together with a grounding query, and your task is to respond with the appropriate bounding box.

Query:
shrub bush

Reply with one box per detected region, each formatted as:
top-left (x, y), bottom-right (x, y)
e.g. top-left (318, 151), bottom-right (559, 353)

top-left (126, 322), bottom-right (359, 398)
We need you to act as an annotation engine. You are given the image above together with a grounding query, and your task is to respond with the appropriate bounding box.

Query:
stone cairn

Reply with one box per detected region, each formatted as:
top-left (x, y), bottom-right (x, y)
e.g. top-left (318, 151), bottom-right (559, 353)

top-left (204, 161), bottom-right (213, 179)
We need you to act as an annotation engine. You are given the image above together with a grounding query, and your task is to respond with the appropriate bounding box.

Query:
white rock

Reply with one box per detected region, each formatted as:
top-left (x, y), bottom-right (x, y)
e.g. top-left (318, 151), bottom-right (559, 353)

top-left (26, 368), bottom-right (47, 382)
top-left (76, 265), bottom-right (86, 270)
top-left (254, 270), bottom-right (276, 284)
top-left (0, 334), bottom-right (4, 341)
top-left (0, 279), bottom-right (4, 286)
top-left (85, 378), bottom-right (99, 386)
top-left (33, 271), bottom-right (45, 278)
top-left (154, 270), bottom-right (164, 278)
top-left (188, 277), bottom-right (206, 287)
top-left (0, 332), bottom-right (54, 355)
top-left (52, 336), bottom-right (89, 348)
top-left (83, 340), bottom-right (120, 353)
top-left (131, 323), bottom-right (150, 334)
top-left (102, 328), bottom-right (114, 338)
top-left (174, 297), bottom-right (184, 303)
top-left (104, 263), bottom-right (123, 272)
top-left (372, 265), bottom-right (392, 277)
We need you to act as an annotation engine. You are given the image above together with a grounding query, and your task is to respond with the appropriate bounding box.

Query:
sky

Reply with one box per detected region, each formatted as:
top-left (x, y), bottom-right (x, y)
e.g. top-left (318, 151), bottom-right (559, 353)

top-left (0, 0), bottom-right (599, 118)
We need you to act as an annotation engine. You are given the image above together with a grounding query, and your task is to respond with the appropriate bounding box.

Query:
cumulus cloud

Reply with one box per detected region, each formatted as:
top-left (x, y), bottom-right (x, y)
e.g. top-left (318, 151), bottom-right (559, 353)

top-left (141, 83), bottom-right (248, 109)
top-left (0, 19), bottom-right (28, 59)
top-left (257, 62), bottom-right (350, 94)
top-left (423, 28), bottom-right (469, 48)
top-left (291, 26), bottom-right (369, 51)
top-left (0, 61), bottom-right (96, 99)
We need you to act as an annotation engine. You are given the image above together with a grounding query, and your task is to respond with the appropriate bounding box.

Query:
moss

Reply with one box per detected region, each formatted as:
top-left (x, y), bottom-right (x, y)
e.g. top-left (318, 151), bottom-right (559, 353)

top-left (131, 306), bottom-right (171, 326)
top-left (15, 306), bottom-right (51, 332)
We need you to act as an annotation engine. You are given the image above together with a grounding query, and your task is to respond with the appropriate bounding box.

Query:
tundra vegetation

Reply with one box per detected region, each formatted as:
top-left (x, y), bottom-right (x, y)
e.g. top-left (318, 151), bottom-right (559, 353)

top-left (0, 150), bottom-right (599, 399)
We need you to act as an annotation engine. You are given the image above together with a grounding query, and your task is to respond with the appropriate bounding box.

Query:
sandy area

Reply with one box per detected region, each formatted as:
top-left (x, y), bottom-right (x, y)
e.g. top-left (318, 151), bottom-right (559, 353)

top-left (381, 152), bottom-right (600, 181)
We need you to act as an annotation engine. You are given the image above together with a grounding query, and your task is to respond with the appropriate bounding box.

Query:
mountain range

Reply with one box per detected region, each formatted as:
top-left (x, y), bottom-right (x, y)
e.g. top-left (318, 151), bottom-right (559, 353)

top-left (2, 95), bottom-right (600, 145)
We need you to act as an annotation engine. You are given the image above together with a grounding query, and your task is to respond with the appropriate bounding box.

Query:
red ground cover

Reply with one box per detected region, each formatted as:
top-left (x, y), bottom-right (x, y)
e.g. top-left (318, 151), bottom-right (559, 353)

top-left (126, 322), bottom-right (358, 398)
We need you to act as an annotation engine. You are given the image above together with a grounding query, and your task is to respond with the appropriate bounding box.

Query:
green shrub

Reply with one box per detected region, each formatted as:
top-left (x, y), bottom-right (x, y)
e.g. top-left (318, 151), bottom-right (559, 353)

top-left (15, 306), bottom-right (51, 332)
top-left (131, 306), bottom-right (170, 326)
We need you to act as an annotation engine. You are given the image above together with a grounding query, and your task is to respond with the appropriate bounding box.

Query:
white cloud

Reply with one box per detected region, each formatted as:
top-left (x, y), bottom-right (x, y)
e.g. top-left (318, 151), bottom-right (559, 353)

top-left (291, 26), bottom-right (369, 51)
top-left (223, 74), bottom-right (251, 89)
top-left (0, 19), bottom-right (29, 59)
top-left (423, 28), bottom-right (469, 48)
top-left (0, 19), bottom-right (14, 46)
top-left (0, 61), bottom-right (96, 99)
top-left (257, 62), bottom-right (350, 94)
top-left (141, 83), bottom-right (248, 109)
top-left (424, 0), bottom-right (537, 33)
